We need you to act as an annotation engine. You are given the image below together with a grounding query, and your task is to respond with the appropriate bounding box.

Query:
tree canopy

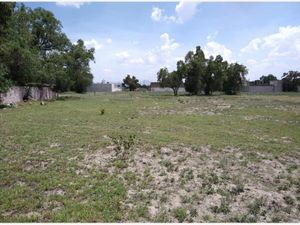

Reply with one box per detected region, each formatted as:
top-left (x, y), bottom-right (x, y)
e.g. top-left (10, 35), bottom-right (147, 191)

top-left (259, 74), bottom-right (277, 84)
top-left (156, 45), bottom-right (248, 96)
top-left (282, 71), bottom-right (300, 92)
top-left (0, 3), bottom-right (94, 93)
top-left (157, 67), bottom-right (182, 96)
top-left (122, 75), bottom-right (140, 91)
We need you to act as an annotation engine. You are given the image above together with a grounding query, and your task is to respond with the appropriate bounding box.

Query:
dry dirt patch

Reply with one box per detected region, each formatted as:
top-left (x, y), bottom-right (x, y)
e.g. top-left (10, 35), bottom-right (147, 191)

top-left (80, 144), bottom-right (300, 222)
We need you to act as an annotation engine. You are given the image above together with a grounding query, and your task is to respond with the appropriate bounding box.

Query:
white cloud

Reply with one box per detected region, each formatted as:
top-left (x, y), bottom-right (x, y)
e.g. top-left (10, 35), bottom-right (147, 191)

top-left (175, 1), bottom-right (199, 24)
top-left (206, 31), bottom-right (219, 41)
top-left (151, 1), bottom-right (199, 24)
top-left (129, 58), bottom-right (144, 64)
top-left (151, 7), bottom-right (163, 21)
top-left (240, 38), bottom-right (263, 54)
top-left (203, 41), bottom-right (233, 61)
top-left (160, 33), bottom-right (180, 51)
top-left (115, 51), bottom-right (144, 65)
top-left (106, 38), bottom-right (112, 44)
top-left (147, 52), bottom-right (158, 64)
top-left (240, 26), bottom-right (300, 57)
top-left (115, 51), bottom-right (130, 61)
top-left (151, 7), bottom-right (177, 23)
top-left (55, 2), bottom-right (84, 8)
top-left (103, 68), bottom-right (112, 73)
top-left (84, 39), bottom-right (103, 50)
top-left (240, 25), bottom-right (300, 79)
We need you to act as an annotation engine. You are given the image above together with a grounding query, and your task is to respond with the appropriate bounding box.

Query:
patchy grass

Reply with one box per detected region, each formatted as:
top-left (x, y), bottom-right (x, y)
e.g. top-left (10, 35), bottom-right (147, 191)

top-left (0, 92), bottom-right (300, 222)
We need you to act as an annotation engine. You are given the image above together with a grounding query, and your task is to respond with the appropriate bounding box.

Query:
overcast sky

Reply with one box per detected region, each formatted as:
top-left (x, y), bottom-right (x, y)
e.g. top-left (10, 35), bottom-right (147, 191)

top-left (26, 2), bottom-right (300, 83)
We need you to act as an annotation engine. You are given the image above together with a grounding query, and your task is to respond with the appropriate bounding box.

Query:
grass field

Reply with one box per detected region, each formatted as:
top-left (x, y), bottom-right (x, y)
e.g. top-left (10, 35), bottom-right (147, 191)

top-left (0, 92), bottom-right (299, 222)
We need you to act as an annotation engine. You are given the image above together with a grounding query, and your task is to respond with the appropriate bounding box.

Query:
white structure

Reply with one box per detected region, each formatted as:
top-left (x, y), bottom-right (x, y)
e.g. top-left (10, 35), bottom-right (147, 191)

top-left (87, 83), bottom-right (122, 92)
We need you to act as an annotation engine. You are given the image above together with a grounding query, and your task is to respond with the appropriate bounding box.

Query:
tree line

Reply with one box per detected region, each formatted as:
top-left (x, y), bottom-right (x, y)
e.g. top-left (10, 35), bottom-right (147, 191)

top-left (0, 3), bottom-right (95, 93)
top-left (156, 46), bottom-right (300, 95)
top-left (157, 46), bottom-right (248, 96)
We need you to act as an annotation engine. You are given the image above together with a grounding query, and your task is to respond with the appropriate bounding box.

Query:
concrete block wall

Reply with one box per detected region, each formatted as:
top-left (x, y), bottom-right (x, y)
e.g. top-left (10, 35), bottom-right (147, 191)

top-left (0, 86), bottom-right (25, 104)
top-left (150, 87), bottom-right (186, 92)
top-left (0, 86), bottom-right (56, 104)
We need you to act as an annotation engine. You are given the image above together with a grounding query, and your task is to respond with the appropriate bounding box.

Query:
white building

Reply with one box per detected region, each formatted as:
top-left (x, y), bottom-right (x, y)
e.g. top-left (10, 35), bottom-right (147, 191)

top-left (87, 82), bottom-right (122, 92)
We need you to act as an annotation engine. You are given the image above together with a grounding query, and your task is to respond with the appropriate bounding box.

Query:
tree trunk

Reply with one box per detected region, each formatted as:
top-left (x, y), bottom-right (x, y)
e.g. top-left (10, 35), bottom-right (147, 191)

top-left (172, 88), bottom-right (178, 96)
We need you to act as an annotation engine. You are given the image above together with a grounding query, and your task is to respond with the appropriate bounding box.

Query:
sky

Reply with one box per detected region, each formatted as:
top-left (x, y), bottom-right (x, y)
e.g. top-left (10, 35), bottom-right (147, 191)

top-left (25, 2), bottom-right (300, 84)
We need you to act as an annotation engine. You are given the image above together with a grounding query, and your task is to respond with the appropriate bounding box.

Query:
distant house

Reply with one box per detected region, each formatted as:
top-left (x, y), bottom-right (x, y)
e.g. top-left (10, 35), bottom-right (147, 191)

top-left (150, 82), bottom-right (185, 93)
top-left (87, 82), bottom-right (122, 92)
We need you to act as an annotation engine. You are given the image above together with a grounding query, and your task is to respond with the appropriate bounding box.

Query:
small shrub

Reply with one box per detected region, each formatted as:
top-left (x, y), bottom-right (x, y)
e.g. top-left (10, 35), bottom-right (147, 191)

top-left (278, 183), bottom-right (291, 191)
top-left (210, 198), bottom-right (230, 214)
top-left (181, 195), bottom-right (191, 204)
top-left (231, 179), bottom-right (244, 195)
top-left (208, 172), bottom-right (219, 184)
top-left (248, 197), bottom-right (264, 216)
top-left (190, 208), bottom-right (198, 218)
top-left (114, 159), bottom-right (128, 169)
top-left (160, 160), bottom-right (174, 172)
top-left (173, 207), bottom-right (187, 223)
top-left (111, 134), bottom-right (136, 159)
top-left (283, 195), bottom-right (294, 206)
top-left (287, 164), bottom-right (298, 173)
top-left (154, 209), bottom-right (170, 222)
top-left (124, 171), bottom-right (137, 185)
top-left (136, 205), bottom-right (148, 218)
top-left (180, 168), bottom-right (194, 185)
top-left (228, 213), bottom-right (257, 222)
top-left (271, 216), bottom-right (282, 222)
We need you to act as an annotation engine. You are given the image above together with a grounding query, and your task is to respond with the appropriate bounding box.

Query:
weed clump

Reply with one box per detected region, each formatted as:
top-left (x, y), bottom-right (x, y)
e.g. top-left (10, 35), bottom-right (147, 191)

top-left (248, 197), bottom-right (264, 216)
top-left (173, 207), bottom-right (187, 223)
top-left (111, 134), bottom-right (136, 160)
top-left (160, 160), bottom-right (175, 172)
top-left (210, 198), bottom-right (231, 214)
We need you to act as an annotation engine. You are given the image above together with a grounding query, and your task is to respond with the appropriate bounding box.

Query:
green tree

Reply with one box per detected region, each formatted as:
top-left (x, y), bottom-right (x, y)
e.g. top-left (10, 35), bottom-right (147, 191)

top-left (66, 39), bottom-right (95, 93)
top-left (0, 64), bottom-right (12, 93)
top-left (1, 4), bottom-right (42, 86)
top-left (223, 63), bottom-right (248, 95)
top-left (123, 75), bottom-right (140, 91)
top-left (282, 71), bottom-right (300, 92)
top-left (157, 67), bottom-right (182, 96)
top-left (184, 46), bottom-right (206, 95)
top-left (31, 7), bottom-right (70, 59)
top-left (259, 74), bottom-right (277, 84)
top-left (0, 3), bottom-right (95, 94)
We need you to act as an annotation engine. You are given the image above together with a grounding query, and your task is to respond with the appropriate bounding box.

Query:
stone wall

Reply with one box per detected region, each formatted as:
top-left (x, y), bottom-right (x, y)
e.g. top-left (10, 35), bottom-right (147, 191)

top-left (242, 85), bottom-right (274, 93)
top-left (0, 86), bottom-right (56, 104)
top-left (150, 87), bottom-right (186, 93)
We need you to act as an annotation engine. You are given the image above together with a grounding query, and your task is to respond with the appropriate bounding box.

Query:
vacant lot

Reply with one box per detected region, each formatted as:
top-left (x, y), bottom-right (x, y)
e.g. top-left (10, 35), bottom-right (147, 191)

top-left (0, 92), bottom-right (299, 222)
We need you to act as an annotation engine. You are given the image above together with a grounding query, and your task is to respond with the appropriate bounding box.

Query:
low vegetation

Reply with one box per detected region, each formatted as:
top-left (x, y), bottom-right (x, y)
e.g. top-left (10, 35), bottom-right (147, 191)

top-left (0, 92), bottom-right (300, 222)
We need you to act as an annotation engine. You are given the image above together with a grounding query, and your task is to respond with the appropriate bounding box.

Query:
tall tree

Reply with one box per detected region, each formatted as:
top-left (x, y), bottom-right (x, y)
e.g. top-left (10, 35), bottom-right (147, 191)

top-left (31, 7), bottom-right (70, 59)
top-left (66, 39), bottom-right (95, 93)
top-left (0, 3), bottom-right (95, 94)
top-left (259, 74), bottom-right (277, 84)
top-left (282, 71), bottom-right (300, 92)
top-left (223, 63), bottom-right (248, 95)
top-left (123, 75), bottom-right (140, 91)
top-left (1, 4), bottom-right (42, 86)
top-left (157, 67), bottom-right (182, 96)
top-left (184, 46), bottom-right (206, 95)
